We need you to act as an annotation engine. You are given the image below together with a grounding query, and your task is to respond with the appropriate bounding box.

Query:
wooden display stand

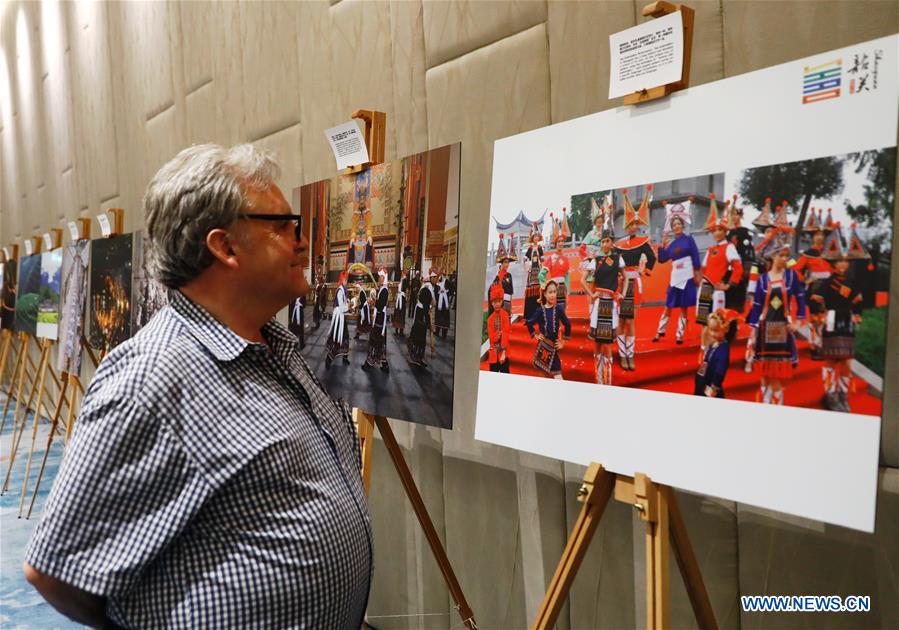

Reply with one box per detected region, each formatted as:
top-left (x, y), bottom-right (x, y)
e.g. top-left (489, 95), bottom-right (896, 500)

top-left (622, 2), bottom-right (695, 105)
top-left (25, 217), bottom-right (94, 518)
top-left (336, 111), bottom-right (475, 629)
top-left (533, 464), bottom-right (717, 630)
top-left (342, 110), bottom-right (387, 175)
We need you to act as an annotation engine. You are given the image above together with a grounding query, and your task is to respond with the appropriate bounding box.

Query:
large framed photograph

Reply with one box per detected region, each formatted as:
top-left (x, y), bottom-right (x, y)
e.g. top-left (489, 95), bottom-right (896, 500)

top-left (476, 36), bottom-right (896, 532)
top-left (292, 143), bottom-right (461, 429)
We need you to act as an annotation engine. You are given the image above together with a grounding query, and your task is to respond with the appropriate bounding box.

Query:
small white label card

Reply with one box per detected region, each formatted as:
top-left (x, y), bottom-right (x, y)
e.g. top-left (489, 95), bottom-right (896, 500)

top-left (43, 232), bottom-right (54, 250)
top-left (97, 212), bottom-right (112, 237)
top-left (324, 120), bottom-right (370, 170)
top-left (68, 221), bottom-right (81, 241)
top-left (609, 11), bottom-right (684, 99)
top-left (24, 239), bottom-right (33, 256)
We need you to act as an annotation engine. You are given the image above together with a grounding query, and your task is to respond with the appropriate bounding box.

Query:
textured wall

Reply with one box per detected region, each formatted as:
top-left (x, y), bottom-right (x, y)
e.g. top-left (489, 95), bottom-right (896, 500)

top-left (0, 1), bottom-right (897, 628)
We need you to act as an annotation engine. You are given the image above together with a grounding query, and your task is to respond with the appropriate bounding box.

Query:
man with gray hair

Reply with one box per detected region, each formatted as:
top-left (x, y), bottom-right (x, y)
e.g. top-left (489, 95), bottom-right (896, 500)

top-left (23, 144), bottom-right (372, 628)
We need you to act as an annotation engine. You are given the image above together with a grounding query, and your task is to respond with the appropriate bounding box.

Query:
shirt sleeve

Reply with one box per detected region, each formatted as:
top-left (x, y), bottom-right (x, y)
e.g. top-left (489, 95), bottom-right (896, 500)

top-left (25, 394), bottom-right (213, 598)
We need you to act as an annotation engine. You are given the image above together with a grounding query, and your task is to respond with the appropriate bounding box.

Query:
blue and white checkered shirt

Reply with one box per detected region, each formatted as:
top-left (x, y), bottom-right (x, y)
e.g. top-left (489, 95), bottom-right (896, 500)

top-left (26, 291), bottom-right (373, 628)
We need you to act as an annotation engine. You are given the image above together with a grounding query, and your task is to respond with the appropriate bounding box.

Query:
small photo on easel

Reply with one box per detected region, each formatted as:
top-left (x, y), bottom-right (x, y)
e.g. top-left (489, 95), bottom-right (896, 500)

top-left (14, 254), bottom-right (42, 337)
top-left (57, 240), bottom-right (91, 376)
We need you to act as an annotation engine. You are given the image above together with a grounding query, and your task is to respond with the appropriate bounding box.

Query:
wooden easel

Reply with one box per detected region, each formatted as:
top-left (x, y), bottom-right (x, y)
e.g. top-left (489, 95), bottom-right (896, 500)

top-left (334, 110), bottom-right (475, 628)
top-left (25, 217), bottom-right (94, 518)
top-left (533, 463), bottom-right (717, 630)
top-left (622, 1), bottom-right (695, 105)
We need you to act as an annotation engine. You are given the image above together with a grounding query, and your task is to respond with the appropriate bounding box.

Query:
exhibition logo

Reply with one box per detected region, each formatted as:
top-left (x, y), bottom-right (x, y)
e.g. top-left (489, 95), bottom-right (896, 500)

top-left (803, 48), bottom-right (883, 104)
top-left (802, 59), bottom-right (841, 104)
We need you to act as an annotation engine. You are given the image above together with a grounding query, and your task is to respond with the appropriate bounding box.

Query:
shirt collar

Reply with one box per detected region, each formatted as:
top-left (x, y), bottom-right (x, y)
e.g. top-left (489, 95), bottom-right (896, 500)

top-left (170, 291), bottom-right (295, 362)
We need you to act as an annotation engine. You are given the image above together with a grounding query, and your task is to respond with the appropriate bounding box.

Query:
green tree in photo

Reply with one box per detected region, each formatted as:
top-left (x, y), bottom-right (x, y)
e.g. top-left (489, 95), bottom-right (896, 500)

top-left (738, 156), bottom-right (844, 248)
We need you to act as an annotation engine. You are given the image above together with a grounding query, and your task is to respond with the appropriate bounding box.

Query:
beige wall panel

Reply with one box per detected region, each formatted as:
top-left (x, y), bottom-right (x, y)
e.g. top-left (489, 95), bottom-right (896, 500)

top-left (421, 0), bottom-right (547, 69)
top-left (119, 1), bottom-right (174, 120)
top-left (143, 107), bottom-right (182, 231)
top-left (239, 1), bottom-right (301, 143)
top-left (185, 81), bottom-right (216, 147)
top-left (329, 1), bottom-right (397, 162)
top-left (722, 0), bottom-right (899, 77)
top-left (57, 166), bottom-right (76, 223)
top-left (13, 2), bottom-right (45, 202)
top-left (547, 0), bottom-right (635, 124)
top-left (444, 457), bottom-right (528, 629)
top-left (738, 467), bottom-right (899, 629)
top-left (388, 1), bottom-right (429, 159)
top-left (426, 23), bottom-right (550, 439)
top-left (367, 426), bottom-right (451, 629)
top-left (295, 1), bottom-right (336, 186)
top-left (252, 123), bottom-right (303, 200)
top-left (211, 1), bottom-right (246, 146)
top-left (68, 1), bottom-right (118, 209)
top-left (179, 1), bottom-right (214, 91)
top-left (39, 1), bottom-right (74, 180)
top-left (683, 0), bottom-right (724, 87)
top-left (883, 179), bottom-right (899, 466)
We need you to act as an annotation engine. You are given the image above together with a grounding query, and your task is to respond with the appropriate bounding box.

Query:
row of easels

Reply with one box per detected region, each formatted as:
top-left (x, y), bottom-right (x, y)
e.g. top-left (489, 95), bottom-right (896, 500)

top-left (0, 211), bottom-right (122, 519)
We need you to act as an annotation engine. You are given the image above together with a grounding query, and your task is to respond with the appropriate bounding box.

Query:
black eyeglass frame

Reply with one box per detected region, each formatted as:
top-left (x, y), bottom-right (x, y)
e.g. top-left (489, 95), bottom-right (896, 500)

top-left (238, 213), bottom-right (303, 240)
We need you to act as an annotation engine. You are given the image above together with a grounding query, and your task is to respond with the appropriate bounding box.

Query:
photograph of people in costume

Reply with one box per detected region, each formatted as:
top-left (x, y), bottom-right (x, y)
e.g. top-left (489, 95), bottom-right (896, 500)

top-left (481, 148), bottom-right (893, 415)
top-left (292, 143), bottom-right (460, 429)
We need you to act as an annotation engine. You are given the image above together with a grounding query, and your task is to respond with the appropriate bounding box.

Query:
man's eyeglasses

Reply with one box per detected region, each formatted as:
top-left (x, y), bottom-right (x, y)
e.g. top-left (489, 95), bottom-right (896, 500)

top-left (238, 213), bottom-right (303, 241)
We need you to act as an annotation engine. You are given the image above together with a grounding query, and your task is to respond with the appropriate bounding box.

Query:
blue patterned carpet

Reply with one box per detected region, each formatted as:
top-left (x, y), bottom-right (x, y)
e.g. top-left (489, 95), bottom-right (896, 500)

top-left (0, 396), bottom-right (77, 628)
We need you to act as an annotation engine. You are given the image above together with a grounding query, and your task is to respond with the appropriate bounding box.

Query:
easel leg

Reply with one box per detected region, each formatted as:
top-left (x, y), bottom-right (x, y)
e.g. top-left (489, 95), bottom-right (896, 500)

top-left (19, 343), bottom-right (54, 516)
top-left (355, 409), bottom-right (375, 495)
top-left (533, 463), bottom-right (614, 630)
top-left (19, 341), bottom-right (55, 518)
top-left (0, 330), bottom-right (12, 392)
top-left (64, 375), bottom-right (83, 444)
top-left (2, 334), bottom-right (32, 494)
top-left (667, 487), bottom-right (717, 630)
top-left (0, 333), bottom-right (24, 435)
top-left (641, 478), bottom-right (670, 629)
top-left (373, 415), bottom-right (477, 630)
top-left (26, 372), bottom-right (71, 518)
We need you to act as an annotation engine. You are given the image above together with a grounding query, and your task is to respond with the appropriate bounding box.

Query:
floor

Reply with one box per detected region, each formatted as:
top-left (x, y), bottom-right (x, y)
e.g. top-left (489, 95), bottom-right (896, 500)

top-left (0, 396), bottom-right (75, 629)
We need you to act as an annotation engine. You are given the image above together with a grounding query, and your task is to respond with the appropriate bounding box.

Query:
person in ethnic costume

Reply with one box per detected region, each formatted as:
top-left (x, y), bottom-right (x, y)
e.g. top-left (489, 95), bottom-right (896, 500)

top-left (496, 232), bottom-right (507, 263)
top-left (582, 214), bottom-right (627, 385)
top-left (393, 270), bottom-right (408, 336)
top-left (810, 223), bottom-right (868, 412)
top-left (526, 280), bottom-right (571, 379)
top-left (743, 197), bottom-right (777, 371)
top-left (698, 194), bottom-right (744, 355)
top-left (363, 268), bottom-right (391, 373)
top-left (434, 270), bottom-right (451, 338)
top-left (312, 275), bottom-right (327, 330)
top-left (408, 270), bottom-right (421, 319)
top-left (407, 268), bottom-right (437, 367)
top-left (325, 271), bottom-right (351, 368)
top-left (486, 283), bottom-right (511, 373)
top-left (523, 231), bottom-right (545, 321)
top-left (354, 283), bottom-right (372, 339)
top-left (539, 234), bottom-right (571, 312)
top-left (746, 228), bottom-right (807, 405)
top-left (725, 195), bottom-right (756, 309)
top-left (793, 208), bottom-right (833, 359)
top-left (654, 202), bottom-right (701, 344)
top-left (581, 197), bottom-right (608, 260)
top-left (694, 308), bottom-right (741, 398)
top-left (489, 256), bottom-right (514, 316)
top-left (615, 186), bottom-right (657, 371)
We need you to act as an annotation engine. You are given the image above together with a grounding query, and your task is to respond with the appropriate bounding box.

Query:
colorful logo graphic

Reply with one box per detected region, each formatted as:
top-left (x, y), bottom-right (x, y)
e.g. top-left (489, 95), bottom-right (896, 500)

top-left (802, 58), bottom-right (841, 104)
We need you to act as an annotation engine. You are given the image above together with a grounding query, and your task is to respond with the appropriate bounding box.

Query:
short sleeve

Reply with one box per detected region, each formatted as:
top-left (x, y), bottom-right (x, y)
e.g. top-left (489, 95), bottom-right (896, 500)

top-left (25, 395), bottom-right (212, 597)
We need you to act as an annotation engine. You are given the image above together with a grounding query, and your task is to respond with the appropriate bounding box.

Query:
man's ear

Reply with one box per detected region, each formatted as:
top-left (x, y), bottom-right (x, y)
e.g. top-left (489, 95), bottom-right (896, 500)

top-left (206, 228), bottom-right (240, 270)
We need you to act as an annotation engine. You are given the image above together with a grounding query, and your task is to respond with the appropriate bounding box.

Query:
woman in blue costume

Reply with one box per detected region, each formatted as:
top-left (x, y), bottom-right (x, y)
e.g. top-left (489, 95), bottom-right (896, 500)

top-left (526, 280), bottom-right (571, 379)
top-left (746, 228), bottom-right (807, 405)
top-left (653, 205), bottom-right (701, 344)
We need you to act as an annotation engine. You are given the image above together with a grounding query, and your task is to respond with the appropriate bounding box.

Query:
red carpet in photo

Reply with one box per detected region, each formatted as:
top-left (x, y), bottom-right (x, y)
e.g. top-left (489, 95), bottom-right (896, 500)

top-left (481, 294), bottom-right (882, 416)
